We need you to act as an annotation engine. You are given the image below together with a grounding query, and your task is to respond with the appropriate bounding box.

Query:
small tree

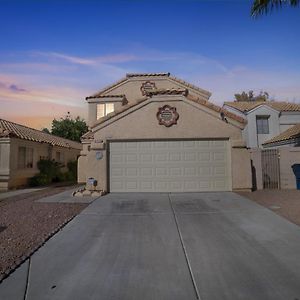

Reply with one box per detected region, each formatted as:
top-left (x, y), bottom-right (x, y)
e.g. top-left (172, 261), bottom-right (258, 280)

top-left (51, 112), bottom-right (88, 142)
top-left (234, 90), bottom-right (269, 102)
top-left (42, 128), bottom-right (50, 134)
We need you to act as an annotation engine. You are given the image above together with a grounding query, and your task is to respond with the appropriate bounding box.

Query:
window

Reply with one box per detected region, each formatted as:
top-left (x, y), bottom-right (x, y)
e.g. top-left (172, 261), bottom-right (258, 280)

top-left (55, 151), bottom-right (64, 163)
top-left (256, 116), bottom-right (269, 134)
top-left (97, 103), bottom-right (114, 119)
top-left (18, 147), bottom-right (33, 169)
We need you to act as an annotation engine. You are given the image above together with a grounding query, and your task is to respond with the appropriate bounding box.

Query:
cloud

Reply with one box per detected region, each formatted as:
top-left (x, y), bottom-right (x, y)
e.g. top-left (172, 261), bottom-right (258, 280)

top-left (9, 84), bottom-right (27, 92)
top-left (32, 51), bottom-right (139, 66)
top-left (0, 80), bottom-right (28, 93)
top-left (31, 49), bottom-right (230, 75)
top-left (1, 47), bottom-right (299, 131)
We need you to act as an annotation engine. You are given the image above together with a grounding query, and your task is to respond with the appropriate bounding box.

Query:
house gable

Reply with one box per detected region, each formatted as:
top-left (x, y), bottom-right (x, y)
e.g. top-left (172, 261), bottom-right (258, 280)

top-left (91, 94), bottom-right (243, 143)
top-left (87, 73), bottom-right (211, 103)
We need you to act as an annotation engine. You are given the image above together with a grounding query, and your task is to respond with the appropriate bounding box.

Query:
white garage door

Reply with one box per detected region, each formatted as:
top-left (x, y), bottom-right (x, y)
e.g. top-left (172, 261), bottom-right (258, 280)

top-left (109, 140), bottom-right (231, 192)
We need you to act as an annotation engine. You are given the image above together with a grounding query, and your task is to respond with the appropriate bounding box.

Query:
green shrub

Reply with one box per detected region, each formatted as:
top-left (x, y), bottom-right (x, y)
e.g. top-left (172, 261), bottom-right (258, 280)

top-left (37, 159), bottom-right (62, 179)
top-left (29, 159), bottom-right (78, 187)
top-left (29, 174), bottom-right (51, 187)
top-left (52, 171), bottom-right (66, 183)
top-left (64, 160), bottom-right (77, 182)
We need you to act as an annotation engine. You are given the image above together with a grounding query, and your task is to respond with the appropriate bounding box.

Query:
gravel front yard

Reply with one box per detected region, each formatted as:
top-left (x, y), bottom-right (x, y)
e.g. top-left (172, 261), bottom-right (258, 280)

top-left (0, 186), bottom-right (87, 281)
top-left (239, 189), bottom-right (300, 226)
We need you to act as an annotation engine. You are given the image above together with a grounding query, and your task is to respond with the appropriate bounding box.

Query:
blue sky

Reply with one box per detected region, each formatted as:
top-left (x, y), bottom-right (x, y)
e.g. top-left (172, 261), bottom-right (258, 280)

top-left (0, 0), bottom-right (299, 129)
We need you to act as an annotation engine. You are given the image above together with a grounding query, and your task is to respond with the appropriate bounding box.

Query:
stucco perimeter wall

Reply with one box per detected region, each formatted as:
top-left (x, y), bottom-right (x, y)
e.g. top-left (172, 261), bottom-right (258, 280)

top-left (82, 98), bottom-right (251, 192)
top-left (231, 147), bottom-right (252, 191)
top-left (250, 147), bottom-right (300, 190)
top-left (279, 147), bottom-right (300, 189)
top-left (8, 138), bottom-right (80, 189)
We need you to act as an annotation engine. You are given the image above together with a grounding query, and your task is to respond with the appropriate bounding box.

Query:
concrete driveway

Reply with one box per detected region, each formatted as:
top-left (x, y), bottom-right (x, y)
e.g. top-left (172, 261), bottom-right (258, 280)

top-left (1, 192), bottom-right (300, 300)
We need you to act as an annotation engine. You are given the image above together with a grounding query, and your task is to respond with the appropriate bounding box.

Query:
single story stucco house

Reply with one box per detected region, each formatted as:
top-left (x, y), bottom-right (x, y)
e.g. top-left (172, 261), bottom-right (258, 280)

top-left (0, 119), bottom-right (82, 191)
top-left (79, 73), bottom-right (252, 193)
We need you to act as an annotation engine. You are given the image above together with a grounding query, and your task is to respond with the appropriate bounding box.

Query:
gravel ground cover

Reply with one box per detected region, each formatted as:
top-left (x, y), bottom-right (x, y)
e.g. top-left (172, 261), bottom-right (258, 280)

top-left (0, 186), bottom-right (87, 280)
top-left (239, 189), bottom-right (300, 226)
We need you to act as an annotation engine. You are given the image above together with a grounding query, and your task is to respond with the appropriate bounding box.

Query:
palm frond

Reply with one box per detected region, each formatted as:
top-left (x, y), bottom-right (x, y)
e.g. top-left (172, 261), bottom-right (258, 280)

top-left (251, 0), bottom-right (300, 17)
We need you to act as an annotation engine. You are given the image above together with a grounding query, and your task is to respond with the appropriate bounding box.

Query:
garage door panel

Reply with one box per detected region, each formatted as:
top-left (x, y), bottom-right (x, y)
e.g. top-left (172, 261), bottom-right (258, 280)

top-left (141, 154), bottom-right (152, 162)
top-left (110, 140), bottom-right (230, 192)
top-left (169, 152), bottom-right (181, 161)
top-left (170, 167), bottom-right (182, 176)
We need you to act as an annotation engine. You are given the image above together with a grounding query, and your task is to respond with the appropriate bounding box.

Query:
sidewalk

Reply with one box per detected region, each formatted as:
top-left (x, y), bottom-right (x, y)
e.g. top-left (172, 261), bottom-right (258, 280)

top-left (0, 188), bottom-right (45, 201)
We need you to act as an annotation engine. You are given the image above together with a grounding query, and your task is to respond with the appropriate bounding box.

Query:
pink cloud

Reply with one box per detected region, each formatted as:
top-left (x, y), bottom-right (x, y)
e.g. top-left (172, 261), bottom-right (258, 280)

top-left (0, 98), bottom-right (86, 129)
top-left (32, 51), bottom-right (138, 66)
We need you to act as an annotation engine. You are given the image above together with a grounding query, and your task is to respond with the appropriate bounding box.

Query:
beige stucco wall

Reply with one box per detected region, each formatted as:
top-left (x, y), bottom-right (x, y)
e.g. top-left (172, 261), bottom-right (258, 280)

top-left (279, 147), bottom-right (300, 189)
top-left (87, 77), bottom-right (211, 128)
top-left (3, 138), bottom-right (81, 190)
top-left (250, 147), bottom-right (300, 190)
top-left (0, 138), bottom-right (10, 191)
top-left (88, 100), bottom-right (123, 128)
top-left (231, 147), bottom-right (252, 191)
top-left (80, 96), bottom-right (251, 192)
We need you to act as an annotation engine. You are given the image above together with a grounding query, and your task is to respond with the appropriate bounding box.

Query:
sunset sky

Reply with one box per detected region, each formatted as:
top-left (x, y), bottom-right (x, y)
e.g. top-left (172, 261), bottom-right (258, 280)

top-left (0, 0), bottom-right (299, 130)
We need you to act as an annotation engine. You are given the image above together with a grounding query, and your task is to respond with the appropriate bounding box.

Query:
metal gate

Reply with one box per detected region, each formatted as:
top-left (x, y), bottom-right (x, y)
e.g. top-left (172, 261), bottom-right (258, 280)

top-left (261, 149), bottom-right (280, 189)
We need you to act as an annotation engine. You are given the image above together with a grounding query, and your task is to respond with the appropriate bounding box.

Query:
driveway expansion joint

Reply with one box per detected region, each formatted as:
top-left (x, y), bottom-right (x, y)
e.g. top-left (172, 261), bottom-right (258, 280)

top-left (168, 194), bottom-right (201, 300)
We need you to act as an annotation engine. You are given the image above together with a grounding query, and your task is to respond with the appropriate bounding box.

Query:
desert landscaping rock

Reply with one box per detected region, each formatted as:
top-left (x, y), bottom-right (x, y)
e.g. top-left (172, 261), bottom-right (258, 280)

top-left (82, 190), bottom-right (91, 196)
top-left (0, 186), bottom-right (87, 279)
top-left (74, 192), bottom-right (83, 197)
top-left (91, 191), bottom-right (101, 197)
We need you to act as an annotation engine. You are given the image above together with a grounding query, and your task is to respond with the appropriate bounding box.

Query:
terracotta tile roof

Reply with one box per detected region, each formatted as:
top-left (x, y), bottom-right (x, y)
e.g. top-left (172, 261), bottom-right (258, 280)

top-left (224, 101), bottom-right (300, 113)
top-left (169, 75), bottom-right (211, 97)
top-left (81, 130), bottom-right (94, 141)
top-left (87, 77), bottom-right (128, 100)
top-left (263, 124), bottom-right (300, 146)
top-left (86, 72), bottom-right (211, 100)
top-left (86, 73), bottom-right (170, 99)
top-left (85, 94), bottom-right (128, 105)
top-left (0, 118), bottom-right (82, 150)
top-left (145, 88), bottom-right (189, 97)
top-left (86, 94), bottom-right (126, 100)
top-left (126, 73), bottom-right (170, 78)
top-left (187, 94), bottom-right (247, 125)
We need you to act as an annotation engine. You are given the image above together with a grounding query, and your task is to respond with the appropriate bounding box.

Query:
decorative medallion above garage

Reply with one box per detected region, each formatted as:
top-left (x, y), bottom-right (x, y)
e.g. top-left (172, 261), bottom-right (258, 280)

top-left (157, 105), bottom-right (179, 127)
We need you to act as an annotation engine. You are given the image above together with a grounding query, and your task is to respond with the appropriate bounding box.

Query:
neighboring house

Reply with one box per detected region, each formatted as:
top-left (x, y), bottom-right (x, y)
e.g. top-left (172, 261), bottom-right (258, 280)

top-left (0, 119), bottom-right (82, 191)
top-left (79, 72), bottom-right (251, 193)
top-left (263, 123), bottom-right (300, 148)
top-left (223, 101), bottom-right (300, 148)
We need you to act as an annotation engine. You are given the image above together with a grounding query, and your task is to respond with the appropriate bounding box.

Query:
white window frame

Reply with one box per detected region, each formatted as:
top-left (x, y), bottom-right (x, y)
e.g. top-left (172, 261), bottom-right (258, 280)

top-left (256, 116), bottom-right (270, 134)
top-left (97, 103), bottom-right (114, 119)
